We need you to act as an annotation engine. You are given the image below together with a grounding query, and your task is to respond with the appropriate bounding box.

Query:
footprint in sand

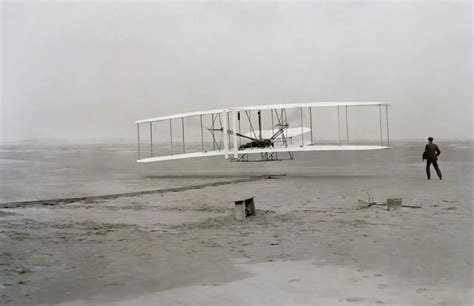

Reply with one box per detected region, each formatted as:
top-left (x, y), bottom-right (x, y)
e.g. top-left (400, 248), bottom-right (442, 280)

top-left (346, 297), bottom-right (366, 303)
top-left (106, 282), bottom-right (124, 286)
top-left (288, 278), bottom-right (301, 283)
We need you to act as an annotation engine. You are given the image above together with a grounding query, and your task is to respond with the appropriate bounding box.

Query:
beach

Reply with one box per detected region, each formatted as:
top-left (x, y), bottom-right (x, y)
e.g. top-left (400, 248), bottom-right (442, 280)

top-left (0, 141), bottom-right (472, 305)
top-left (3, 0), bottom-right (472, 304)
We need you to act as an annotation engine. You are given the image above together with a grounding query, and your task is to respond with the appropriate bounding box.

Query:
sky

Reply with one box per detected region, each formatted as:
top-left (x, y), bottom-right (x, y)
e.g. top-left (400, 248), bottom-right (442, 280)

top-left (1, 0), bottom-right (472, 142)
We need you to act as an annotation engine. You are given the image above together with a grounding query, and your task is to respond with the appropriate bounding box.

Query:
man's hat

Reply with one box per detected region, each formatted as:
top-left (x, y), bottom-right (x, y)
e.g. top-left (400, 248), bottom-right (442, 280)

top-left (428, 137), bottom-right (434, 141)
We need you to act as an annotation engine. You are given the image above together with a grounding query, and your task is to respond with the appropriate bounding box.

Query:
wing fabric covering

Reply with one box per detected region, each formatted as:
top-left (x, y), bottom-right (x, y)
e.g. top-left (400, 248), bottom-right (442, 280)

top-left (135, 102), bottom-right (391, 162)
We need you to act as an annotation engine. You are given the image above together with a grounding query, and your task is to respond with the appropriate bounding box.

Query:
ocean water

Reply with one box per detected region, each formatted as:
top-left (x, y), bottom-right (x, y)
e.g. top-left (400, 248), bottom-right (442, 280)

top-left (0, 140), bottom-right (472, 203)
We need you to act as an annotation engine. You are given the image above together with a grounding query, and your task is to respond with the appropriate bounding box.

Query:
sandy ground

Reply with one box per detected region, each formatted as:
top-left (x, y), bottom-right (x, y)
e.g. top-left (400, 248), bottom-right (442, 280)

top-left (0, 167), bottom-right (472, 305)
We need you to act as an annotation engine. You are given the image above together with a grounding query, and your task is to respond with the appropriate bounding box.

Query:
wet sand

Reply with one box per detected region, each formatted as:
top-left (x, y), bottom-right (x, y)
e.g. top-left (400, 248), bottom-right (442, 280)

top-left (0, 160), bottom-right (472, 305)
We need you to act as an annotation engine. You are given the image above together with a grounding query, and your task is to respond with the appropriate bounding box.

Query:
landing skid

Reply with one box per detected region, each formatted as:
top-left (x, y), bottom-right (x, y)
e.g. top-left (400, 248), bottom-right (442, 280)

top-left (231, 152), bottom-right (294, 162)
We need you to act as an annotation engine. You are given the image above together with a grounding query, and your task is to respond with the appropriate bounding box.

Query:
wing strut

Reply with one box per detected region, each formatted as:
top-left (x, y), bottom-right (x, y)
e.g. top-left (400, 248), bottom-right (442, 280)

top-left (238, 112), bottom-right (242, 147)
top-left (181, 118), bottom-right (185, 153)
top-left (386, 105), bottom-right (390, 146)
top-left (345, 106), bottom-right (349, 144)
top-left (200, 115), bottom-right (204, 152)
top-left (300, 107), bottom-right (304, 146)
top-left (232, 110), bottom-right (238, 158)
top-left (309, 107), bottom-right (314, 145)
top-left (379, 104), bottom-right (383, 147)
top-left (258, 110), bottom-right (262, 140)
top-left (337, 106), bottom-right (341, 146)
top-left (211, 114), bottom-right (215, 150)
top-left (137, 123), bottom-right (141, 159)
top-left (169, 119), bottom-right (173, 155)
top-left (223, 110), bottom-right (228, 159)
top-left (150, 122), bottom-right (153, 157)
top-left (245, 111), bottom-right (258, 140)
top-left (271, 109), bottom-right (275, 135)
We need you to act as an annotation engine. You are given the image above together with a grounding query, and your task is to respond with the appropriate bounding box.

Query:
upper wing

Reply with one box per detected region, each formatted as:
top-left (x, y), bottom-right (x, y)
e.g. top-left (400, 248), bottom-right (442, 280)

top-left (135, 102), bottom-right (390, 124)
top-left (232, 101), bottom-right (390, 112)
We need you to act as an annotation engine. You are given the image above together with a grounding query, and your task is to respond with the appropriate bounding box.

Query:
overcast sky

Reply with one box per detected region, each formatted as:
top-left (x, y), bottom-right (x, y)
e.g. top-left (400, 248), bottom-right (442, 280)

top-left (1, 1), bottom-right (472, 142)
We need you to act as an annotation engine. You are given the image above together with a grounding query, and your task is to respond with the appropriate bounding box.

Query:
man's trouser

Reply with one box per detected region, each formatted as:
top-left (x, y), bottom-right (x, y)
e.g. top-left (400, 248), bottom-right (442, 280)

top-left (426, 159), bottom-right (442, 179)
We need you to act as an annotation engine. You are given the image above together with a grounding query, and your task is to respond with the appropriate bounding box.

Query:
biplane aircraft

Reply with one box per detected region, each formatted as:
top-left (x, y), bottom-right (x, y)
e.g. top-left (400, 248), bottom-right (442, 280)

top-left (135, 102), bottom-right (391, 163)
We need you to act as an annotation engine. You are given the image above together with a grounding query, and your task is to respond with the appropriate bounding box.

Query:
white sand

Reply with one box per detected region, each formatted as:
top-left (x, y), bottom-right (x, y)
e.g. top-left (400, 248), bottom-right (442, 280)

top-left (64, 260), bottom-right (469, 306)
top-left (0, 169), bottom-right (472, 305)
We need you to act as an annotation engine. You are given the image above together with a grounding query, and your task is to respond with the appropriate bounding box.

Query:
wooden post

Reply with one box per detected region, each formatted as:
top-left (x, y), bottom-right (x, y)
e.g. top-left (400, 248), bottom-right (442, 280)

top-left (234, 197), bottom-right (256, 220)
top-left (245, 198), bottom-right (256, 216)
top-left (235, 202), bottom-right (246, 220)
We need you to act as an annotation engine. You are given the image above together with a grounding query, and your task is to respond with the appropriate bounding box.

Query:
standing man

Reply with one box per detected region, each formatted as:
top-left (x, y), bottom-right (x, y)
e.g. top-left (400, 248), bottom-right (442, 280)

top-left (422, 137), bottom-right (442, 180)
